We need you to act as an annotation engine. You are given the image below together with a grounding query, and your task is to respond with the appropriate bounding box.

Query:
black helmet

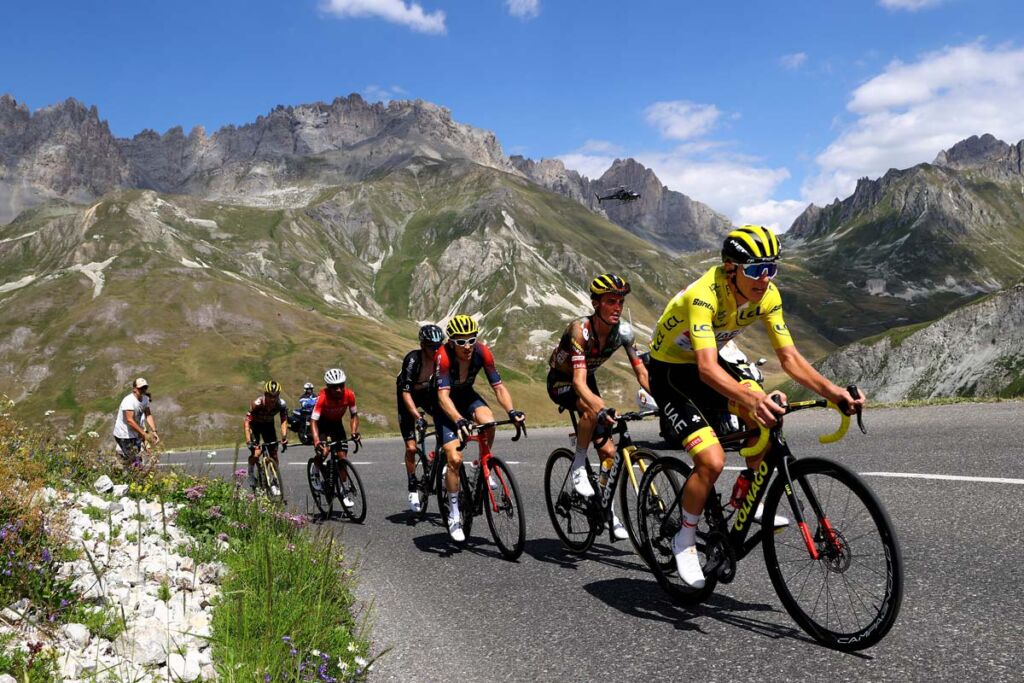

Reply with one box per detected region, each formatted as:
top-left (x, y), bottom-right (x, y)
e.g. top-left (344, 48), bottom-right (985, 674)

top-left (419, 324), bottom-right (445, 346)
top-left (722, 225), bottom-right (781, 264)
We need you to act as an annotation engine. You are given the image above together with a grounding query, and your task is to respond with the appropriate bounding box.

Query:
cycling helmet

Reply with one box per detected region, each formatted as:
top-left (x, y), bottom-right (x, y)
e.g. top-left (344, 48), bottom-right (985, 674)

top-left (303, 382), bottom-right (314, 391)
top-left (722, 225), bottom-right (781, 264)
top-left (446, 314), bottom-right (478, 336)
top-left (589, 273), bottom-right (631, 297)
top-left (263, 380), bottom-right (282, 396)
top-left (324, 368), bottom-right (347, 385)
top-left (418, 324), bottom-right (445, 346)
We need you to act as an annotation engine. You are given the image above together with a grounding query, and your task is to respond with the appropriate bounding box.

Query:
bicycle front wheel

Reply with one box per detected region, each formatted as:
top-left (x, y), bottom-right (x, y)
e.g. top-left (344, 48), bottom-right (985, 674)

top-left (263, 458), bottom-right (285, 504)
top-left (636, 456), bottom-right (718, 605)
top-left (307, 457), bottom-right (333, 518)
top-left (483, 457), bottom-right (526, 561)
top-left (762, 457), bottom-right (903, 651)
top-left (335, 459), bottom-right (367, 524)
top-left (543, 448), bottom-right (596, 554)
top-left (415, 450), bottom-right (432, 521)
top-left (618, 447), bottom-right (659, 555)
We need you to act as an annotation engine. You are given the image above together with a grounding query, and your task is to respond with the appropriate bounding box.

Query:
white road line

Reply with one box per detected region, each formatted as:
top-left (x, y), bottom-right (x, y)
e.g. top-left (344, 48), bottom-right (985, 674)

top-left (287, 461), bottom-right (375, 466)
top-left (860, 472), bottom-right (1024, 485)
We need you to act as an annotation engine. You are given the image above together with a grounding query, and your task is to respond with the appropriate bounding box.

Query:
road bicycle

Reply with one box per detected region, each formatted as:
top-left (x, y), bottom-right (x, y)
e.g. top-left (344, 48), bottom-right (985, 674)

top-left (636, 388), bottom-right (903, 651)
top-left (410, 414), bottom-right (441, 520)
top-left (251, 439), bottom-right (286, 504)
top-left (544, 407), bottom-right (659, 555)
top-left (437, 419), bottom-right (527, 560)
top-left (306, 436), bottom-right (367, 523)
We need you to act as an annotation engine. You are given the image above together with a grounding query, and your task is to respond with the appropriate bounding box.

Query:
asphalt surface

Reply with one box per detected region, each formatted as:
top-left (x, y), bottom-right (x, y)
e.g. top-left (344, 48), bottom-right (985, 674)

top-left (163, 401), bottom-right (1024, 682)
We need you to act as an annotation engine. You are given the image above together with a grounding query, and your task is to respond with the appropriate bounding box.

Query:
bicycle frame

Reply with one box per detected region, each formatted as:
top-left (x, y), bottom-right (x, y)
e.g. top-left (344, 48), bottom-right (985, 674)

top-left (457, 419), bottom-right (525, 514)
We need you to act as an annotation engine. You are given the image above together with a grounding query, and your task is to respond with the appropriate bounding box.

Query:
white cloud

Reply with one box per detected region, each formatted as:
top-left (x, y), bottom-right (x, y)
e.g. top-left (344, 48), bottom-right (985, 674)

top-left (878, 0), bottom-right (943, 11)
top-left (320, 0), bottom-right (446, 34)
top-left (803, 42), bottom-right (1024, 204)
top-left (644, 101), bottom-right (721, 141)
top-left (780, 52), bottom-right (808, 70)
top-left (736, 199), bottom-right (809, 234)
top-left (577, 139), bottom-right (623, 155)
top-left (362, 84), bottom-right (408, 103)
top-left (506, 0), bottom-right (540, 19)
top-left (556, 152), bottom-right (615, 181)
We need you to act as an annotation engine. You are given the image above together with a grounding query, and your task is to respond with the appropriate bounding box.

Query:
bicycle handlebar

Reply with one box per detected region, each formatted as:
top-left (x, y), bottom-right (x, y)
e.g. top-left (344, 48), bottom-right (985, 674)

top-left (592, 408), bottom-right (659, 448)
top-left (456, 418), bottom-right (527, 451)
top-left (319, 436), bottom-right (360, 455)
top-left (739, 384), bottom-right (865, 456)
top-left (251, 440), bottom-right (288, 453)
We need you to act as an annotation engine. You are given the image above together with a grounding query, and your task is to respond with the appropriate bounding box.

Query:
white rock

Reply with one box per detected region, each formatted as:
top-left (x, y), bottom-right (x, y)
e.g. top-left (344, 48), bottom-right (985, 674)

top-left (0, 674), bottom-right (18, 683)
top-left (196, 563), bottom-right (226, 584)
top-left (178, 555), bottom-right (196, 573)
top-left (62, 622), bottom-right (91, 648)
top-left (112, 484), bottom-right (129, 496)
top-left (93, 475), bottom-right (114, 494)
top-left (59, 653), bottom-right (83, 679)
top-left (115, 619), bottom-right (168, 666)
top-left (200, 664), bottom-right (216, 681)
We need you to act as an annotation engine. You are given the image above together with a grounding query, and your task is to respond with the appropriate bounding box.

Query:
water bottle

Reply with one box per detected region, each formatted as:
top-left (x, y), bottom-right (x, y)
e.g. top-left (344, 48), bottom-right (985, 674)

top-left (599, 458), bottom-right (613, 489)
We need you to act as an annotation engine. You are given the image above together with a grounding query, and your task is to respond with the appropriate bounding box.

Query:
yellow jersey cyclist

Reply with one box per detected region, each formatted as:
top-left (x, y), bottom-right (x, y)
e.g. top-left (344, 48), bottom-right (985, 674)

top-left (547, 273), bottom-right (651, 539)
top-left (648, 224), bottom-right (865, 588)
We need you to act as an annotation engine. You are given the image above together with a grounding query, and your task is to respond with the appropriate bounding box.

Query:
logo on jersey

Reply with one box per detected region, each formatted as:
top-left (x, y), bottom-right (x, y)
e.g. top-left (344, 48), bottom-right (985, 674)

top-left (693, 298), bottom-right (714, 311)
top-left (692, 323), bottom-right (713, 337)
top-left (774, 323), bottom-right (790, 335)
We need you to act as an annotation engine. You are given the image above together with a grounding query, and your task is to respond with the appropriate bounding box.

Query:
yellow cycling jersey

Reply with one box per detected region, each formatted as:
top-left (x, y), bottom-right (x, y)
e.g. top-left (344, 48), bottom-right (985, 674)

top-left (649, 265), bottom-right (793, 364)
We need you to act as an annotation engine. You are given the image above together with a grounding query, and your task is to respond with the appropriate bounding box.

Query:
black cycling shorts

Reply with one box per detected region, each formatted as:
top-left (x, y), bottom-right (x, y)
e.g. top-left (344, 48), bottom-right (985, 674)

top-left (434, 388), bottom-right (488, 446)
top-left (314, 420), bottom-right (348, 450)
top-left (546, 369), bottom-right (600, 411)
top-left (396, 389), bottom-right (434, 442)
top-left (648, 358), bottom-right (727, 456)
top-left (249, 422), bottom-right (280, 454)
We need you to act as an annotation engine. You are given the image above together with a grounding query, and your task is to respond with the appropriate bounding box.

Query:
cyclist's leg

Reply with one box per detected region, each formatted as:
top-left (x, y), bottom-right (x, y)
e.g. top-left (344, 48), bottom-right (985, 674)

top-left (437, 415), bottom-right (466, 539)
top-left (468, 393), bottom-right (494, 448)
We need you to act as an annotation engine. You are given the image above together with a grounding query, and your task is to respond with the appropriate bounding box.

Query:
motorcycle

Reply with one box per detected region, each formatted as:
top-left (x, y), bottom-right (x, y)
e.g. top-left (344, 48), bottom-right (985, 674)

top-left (287, 405), bottom-right (314, 445)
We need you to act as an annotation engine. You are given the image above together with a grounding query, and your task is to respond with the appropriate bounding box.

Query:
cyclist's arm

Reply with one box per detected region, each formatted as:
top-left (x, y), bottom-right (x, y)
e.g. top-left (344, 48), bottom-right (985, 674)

top-left (491, 382), bottom-right (516, 415)
top-left (243, 414), bottom-right (253, 444)
top-left (621, 324), bottom-right (651, 394)
top-left (695, 347), bottom-right (783, 426)
top-left (401, 390), bottom-right (421, 421)
top-left (278, 402), bottom-right (288, 441)
top-left (632, 362), bottom-right (651, 394)
top-left (775, 345), bottom-right (865, 413)
top-left (349, 409), bottom-right (359, 438)
top-left (437, 389), bottom-right (463, 423)
top-left (310, 395), bottom-right (324, 446)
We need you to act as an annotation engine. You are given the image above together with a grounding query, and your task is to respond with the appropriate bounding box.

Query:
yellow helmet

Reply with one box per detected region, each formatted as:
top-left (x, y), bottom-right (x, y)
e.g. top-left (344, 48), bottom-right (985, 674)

top-left (589, 273), bottom-right (631, 297)
top-left (446, 314), bottom-right (479, 336)
top-left (722, 225), bottom-right (781, 264)
top-left (263, 380), bottom-right (282, 396)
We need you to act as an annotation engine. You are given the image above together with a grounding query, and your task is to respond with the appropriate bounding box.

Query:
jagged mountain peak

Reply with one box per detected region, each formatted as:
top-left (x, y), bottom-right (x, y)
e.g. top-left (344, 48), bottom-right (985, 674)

top-left (934, 133), bottom-right (1011, 169)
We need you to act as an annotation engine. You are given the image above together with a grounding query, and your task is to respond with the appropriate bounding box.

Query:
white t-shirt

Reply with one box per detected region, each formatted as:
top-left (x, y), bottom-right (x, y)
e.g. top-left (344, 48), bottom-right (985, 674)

top-left (113, 392), bottom-right (150, 439)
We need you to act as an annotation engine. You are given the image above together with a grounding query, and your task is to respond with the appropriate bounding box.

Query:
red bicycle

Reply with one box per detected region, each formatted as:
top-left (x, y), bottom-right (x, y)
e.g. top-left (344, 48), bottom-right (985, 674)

top-left (438, 419), bottom-right (527, 560)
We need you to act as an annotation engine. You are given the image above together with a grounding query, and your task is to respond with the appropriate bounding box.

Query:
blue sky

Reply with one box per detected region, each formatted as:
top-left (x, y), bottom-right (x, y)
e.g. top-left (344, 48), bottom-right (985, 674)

top-left (3, 0), bottom-right (1024, 230)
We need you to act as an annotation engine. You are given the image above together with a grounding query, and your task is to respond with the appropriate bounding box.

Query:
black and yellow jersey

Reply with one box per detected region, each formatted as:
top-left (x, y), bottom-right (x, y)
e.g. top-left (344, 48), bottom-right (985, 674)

top-left (649, 265), bottom-right (793, 364)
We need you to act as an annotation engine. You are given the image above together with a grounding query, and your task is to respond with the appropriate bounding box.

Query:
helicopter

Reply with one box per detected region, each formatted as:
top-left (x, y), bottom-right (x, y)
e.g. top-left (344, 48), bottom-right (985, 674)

top-left (596, 186), bottom-right (641, 203)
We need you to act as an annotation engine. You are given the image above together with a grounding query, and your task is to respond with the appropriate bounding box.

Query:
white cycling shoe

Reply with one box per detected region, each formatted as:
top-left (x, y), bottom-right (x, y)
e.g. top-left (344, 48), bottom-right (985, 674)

top-left (408, 492), bottom-right (421, 513)
top-left (341, 490), bottom-right (355, 508)
top-left (671, 530), bottom-right (706, 589)
top-left (570, 463), bottom-right (595, 497)
top-left (754, 502), bottom-right (789, 528)
top-left (448, 514), bottom-right (465, 542)
top-left (611, 514), bottom-right (629, 541)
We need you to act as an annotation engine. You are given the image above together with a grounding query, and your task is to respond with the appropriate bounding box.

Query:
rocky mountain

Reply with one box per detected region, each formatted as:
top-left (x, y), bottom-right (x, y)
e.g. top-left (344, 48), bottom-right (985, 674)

top-left (0, 94), bottom-right (516, 224)
top-left (784, 134), bottom-right (1024, 345)
top-left (511, 155), bottom-right (729, 253)
top-left (795, 283), bottom-right (1024, 401)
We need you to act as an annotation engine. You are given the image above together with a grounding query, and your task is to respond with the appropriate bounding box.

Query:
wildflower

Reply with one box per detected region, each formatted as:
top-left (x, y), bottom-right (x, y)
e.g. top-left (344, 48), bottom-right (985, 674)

top-left (44, 410), bottom-right (55, 416)
top-left (346, 643), bottom-right (356, 653)
top-left (354, 656), bottom-right (367, 667)
top-left (286, 543), bottom-right (295, 552)
top-left (207, 506), bottom-right (223, 519)
top-left (264, 675), bottom-right (271, 683)
top-left (217, 532), bottom-right (229, 543)
top-left (87, 431), bottom-right (99, 438)
top-left (184, 484), bottom-right (206, 501)
top-left (282, 636), bottom-right (291, 643)
top-left (234, 468), bottom-right (247, 479)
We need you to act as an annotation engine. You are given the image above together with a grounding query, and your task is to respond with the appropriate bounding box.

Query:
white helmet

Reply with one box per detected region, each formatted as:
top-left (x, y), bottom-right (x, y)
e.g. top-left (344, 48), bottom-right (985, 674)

top-left (303, 382), bottom-right (314, 390)
top-left (324, 368), bottom-right (346, 386)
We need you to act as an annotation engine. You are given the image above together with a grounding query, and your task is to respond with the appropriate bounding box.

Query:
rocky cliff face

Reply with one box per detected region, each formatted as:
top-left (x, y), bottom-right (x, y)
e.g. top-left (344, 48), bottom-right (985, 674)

top-left (810, 284), bottom-right (1024, 401)
top-left (511, 155), bottom-right (728, 253)
top-left (0, 94), bottom-right (518, 223)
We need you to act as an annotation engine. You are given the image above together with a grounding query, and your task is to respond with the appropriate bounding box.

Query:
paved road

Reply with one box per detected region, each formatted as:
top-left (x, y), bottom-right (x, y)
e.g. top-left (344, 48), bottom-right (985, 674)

top-left (164, 402), bottom-right (1024, 682)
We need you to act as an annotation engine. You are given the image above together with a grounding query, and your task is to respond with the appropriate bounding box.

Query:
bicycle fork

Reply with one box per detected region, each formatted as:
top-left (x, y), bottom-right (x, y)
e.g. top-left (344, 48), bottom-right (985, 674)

top-left (777, 457), bottom-right (840, 561)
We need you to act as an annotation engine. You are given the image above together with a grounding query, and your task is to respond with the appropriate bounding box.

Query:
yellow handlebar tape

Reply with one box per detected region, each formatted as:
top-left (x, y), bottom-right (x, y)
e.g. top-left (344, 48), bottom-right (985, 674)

top-left (818, 402), bottom-right (850, 444)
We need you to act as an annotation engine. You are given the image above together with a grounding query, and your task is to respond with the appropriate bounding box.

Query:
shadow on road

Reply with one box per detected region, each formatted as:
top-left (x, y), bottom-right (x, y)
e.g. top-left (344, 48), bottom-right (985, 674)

top-left (411, 531), bottom-right (512, 562)
top-left (383, 511), bottom-right (445, 528)
top-left (583, 576), bottom-right (811, 644)
top-left (522, 537), bottom-right (648, 573)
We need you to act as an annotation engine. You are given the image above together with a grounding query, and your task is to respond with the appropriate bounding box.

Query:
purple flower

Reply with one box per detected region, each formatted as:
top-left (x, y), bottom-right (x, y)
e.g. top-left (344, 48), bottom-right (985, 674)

top-left (207, 506), bottom-right (223, 519)
top-left (217, 532), bottom-right (229, 543)
top-left (41, 548), bottom-right (51, 563)
top-left (264, 675), bottom-right (271, 683)
top-left (282, 636), bottom-right (291, 643)
top-left (184, 484), bottom-right (207, 501)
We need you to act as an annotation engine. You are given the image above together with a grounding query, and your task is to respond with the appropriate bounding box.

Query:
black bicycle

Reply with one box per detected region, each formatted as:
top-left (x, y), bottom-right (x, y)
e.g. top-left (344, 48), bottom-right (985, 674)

top-left (636, 388), bottom-right (903, 651)
top-left (436, 419), bottom-right (527, 560)
top-left (410, 414), bottom-right (442, 520)
top-left (544, 407), bottom-right (660, 555)
top-left (306, 436), bottom-right (367, 523)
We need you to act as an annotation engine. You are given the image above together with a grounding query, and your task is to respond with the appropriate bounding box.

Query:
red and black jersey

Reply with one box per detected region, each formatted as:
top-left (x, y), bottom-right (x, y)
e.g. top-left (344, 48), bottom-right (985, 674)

top-left (245, 396), bottom-right (288, 424)
top-left (434, 342), bottom-right (502, 391)
top-left (311, 388), bottom-right (358, 423)
top-left (548, 316), bottom-right (642, 376)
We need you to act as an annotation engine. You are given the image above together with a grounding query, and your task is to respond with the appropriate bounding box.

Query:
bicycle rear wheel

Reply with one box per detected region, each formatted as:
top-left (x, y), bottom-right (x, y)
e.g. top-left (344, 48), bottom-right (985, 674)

top-left (618, 447), bottom-right (658, 555)
top-left (543, 448), bottom-right (597, 554)
top-left (263, 458), bottom-right (285, 504)
top-left (636, 457), bottom-right (718, 605)
top-left (335, 459), bottom-right (367, 524)
top-left (437, 462), bottom-right (473, 544)
top-left (307, 457), bottom-right (333, 518)
top-left (762, 457), bottom-right (903, 651)
top-left (483, 457), bottom-right (526, 561)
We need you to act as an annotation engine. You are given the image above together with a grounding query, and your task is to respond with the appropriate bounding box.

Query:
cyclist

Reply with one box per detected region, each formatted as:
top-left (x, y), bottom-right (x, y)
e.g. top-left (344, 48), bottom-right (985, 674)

top-left (243, 380), bottom-right (289, 492)
top-left (434, 314), bottom-right (526, 542)
top-left (112, 377), bottom-right (159, 465)
top-left (547, 273), bottom-right (650, 540)
top-left (298, 382), bottom-right (317, 411)
top-left (311, 368), bottom-right (360, 508)
top-left (648, 224), bottom-right (865, 588)
top-left (397, 324), bottom-right (445, 513)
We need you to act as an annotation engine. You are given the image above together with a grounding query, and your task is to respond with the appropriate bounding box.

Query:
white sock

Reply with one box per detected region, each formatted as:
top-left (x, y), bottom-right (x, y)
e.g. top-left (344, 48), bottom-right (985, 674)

top-left (572, 446), bottom-right (588, 468)
top-left (448, 492), bottom-right (460, 519)
top-left (676, 511), bottom-right (700, 548)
